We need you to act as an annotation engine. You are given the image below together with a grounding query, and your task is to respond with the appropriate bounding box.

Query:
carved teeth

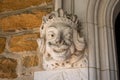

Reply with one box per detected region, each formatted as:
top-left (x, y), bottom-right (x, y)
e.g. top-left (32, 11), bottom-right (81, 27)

top-left (53, 49), bottom-right (66, 53)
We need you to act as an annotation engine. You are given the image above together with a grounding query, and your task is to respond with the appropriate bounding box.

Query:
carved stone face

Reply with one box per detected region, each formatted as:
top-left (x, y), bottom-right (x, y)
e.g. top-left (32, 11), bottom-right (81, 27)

top-left (37, 9), bottom-right (87, 70)
top-left (46, 23), bottom-right (73, 61)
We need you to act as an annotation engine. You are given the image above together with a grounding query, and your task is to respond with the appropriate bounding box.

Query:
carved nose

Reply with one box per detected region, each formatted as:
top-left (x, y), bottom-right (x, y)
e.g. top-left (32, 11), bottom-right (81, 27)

top-left (56, 38), bottom-right (62, 44)
top-left (56, 34), bottom-right (63, 45)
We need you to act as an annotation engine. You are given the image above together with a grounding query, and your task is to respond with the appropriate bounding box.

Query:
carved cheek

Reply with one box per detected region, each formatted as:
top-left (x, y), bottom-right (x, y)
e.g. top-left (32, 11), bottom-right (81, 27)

top-left (63, 28), bottom-right (73, 42)
top-left (64, 33), bottom-right (73, 45)
top-left (66, 33), bottom-right (73, 40)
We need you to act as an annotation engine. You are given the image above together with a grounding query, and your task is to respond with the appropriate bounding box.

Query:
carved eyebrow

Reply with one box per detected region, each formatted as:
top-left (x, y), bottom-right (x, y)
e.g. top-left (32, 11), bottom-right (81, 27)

top-left (47, 25), bottom-right (57, 30)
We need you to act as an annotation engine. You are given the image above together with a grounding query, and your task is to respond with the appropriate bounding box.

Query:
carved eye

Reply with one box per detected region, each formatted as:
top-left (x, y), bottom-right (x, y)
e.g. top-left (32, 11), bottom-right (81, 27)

top-left (47, 32), bottom-right (56, 40)
top-left (50, 34), bottom-right (55, 38)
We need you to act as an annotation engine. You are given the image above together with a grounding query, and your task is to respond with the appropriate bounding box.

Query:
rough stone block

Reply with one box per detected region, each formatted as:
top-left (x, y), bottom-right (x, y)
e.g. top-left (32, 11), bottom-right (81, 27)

top-left (23, 55), bottom-right (39, 68)
top-left (0, 57), bottom-right (17, 79)
top-left (0, 0), bottom-right (52, 12)
top-left (0, 11), bottom-right (48, 32)
top-left (9, 33), bottom-right (39, 52)
top-left (0, 37), bottom-right (6, 54)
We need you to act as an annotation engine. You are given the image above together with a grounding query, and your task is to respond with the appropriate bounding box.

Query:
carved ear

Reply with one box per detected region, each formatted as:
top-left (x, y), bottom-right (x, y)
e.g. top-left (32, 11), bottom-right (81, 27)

top-left (37, 38), bottom-right (45, 54)
top-left (58, 8), bottom-right (64, 17)
top-left (73, 29), bottom-right (85, 51)
top-left (72, 15), bottom-right (77, 22)
top-left (72, 15), bottom-right (79, 24)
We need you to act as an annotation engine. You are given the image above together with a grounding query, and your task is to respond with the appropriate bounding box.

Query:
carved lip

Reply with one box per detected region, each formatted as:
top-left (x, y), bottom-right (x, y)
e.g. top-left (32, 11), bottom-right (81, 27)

top-left (53, 49), bottom-right (67, 54)
top-left (51, 45), bottom-right (68, 49)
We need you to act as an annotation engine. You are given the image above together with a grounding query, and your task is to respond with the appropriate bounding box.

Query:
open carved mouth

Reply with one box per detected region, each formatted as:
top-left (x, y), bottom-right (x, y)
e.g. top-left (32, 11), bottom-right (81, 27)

top-left (51, 45), bottom-right (69, 54)
top-left (48, 42), bottom-right (70, 56)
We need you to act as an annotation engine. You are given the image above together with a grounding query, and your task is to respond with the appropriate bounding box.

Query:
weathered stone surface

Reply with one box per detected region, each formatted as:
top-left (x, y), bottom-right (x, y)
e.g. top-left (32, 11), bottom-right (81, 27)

top-left (34, 68), bottom-right (88, 80)
top-left (0, 0), bottom-right (52, 12)
top-left (23, 55), bottom-right (39, 68)
top-left (0, 57), bottom-right (17, 79)
top-left (0, 37), bottom-right (6, 54)
top-left (9, 33), bottom-right (39, 52)
top-left (0, 11), bottom-right (48, 32)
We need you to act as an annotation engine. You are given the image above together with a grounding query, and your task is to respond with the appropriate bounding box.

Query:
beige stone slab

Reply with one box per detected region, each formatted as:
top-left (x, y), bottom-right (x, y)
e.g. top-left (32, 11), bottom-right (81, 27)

top-left (34, 68), bottom-right (88, 80)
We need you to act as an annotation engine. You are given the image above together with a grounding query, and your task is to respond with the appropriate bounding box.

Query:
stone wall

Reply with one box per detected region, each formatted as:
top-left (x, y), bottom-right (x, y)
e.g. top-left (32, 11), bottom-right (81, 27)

top-left (0, 0), bottom-right (53, 80)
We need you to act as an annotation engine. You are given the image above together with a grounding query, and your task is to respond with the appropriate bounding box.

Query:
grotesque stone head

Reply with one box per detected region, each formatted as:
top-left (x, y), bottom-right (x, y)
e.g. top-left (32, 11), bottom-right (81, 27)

top-left (37, 9), bottom-right (87, 70)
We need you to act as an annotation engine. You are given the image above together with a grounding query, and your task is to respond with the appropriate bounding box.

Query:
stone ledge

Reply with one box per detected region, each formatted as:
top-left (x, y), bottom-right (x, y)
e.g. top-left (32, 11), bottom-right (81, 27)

top-left (34, 68), bottom-right (88, 80)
